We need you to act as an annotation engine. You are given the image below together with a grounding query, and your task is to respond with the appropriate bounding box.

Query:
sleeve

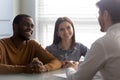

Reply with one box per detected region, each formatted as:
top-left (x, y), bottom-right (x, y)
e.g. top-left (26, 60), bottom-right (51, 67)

top-left (80, 43), bottom-right (89, 57)
top-left (0, 41), bottom-right (3, 63)
top-left (46, 46), bottom-right (50, 51)
top-left (0, 49), bottom-right (1, 63)
top-left (34, 42), bottom-right (62, 71)
top-left (0, 64), bottom-right (30, 74)
top-left (66, 41), bottom-right (106, 80)
top-left (66, 67), bottom-right (76, 80)
top-left (45, 45), bottom-right (54, 54)
top-left (45, 45), bottom-right (56, 56)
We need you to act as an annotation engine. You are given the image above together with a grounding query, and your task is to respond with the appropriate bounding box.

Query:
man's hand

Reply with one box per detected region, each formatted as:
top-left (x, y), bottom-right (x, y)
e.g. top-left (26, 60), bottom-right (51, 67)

top-left (30, 57), bottom-right (47, 73)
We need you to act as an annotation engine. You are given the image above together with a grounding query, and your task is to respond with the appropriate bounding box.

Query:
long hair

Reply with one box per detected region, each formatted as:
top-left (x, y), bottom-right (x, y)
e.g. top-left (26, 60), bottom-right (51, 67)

top-left (52, 17), bottom-right (76, 47)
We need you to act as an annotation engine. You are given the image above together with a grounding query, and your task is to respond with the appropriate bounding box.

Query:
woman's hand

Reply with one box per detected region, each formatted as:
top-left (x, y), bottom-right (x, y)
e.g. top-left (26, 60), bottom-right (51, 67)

top-left (62, 60), bottom-right (80, 70)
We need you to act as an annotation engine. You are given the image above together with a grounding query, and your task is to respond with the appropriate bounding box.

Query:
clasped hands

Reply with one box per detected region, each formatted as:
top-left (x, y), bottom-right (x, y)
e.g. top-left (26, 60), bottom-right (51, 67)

top-left (28, 57), bottom-right (47, 73)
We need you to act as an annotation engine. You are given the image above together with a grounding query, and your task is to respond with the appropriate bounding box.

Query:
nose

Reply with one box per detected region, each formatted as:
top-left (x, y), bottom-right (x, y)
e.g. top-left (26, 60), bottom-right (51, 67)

top-left (64, 29), bottom-right (68, 33)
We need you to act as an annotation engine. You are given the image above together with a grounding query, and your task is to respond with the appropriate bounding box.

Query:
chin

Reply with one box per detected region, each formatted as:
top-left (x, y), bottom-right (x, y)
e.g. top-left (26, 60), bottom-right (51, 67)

top-left (25, 37), bottom-right (30, 40)
top-left (21, 36), bottom-right (30, 40)
top-left (100, 29), bottom-right (104, 32)
top-left (100, 29), bottom-right (106, 32)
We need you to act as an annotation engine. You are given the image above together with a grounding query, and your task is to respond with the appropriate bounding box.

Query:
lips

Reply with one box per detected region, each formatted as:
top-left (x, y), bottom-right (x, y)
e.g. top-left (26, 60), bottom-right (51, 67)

top-left (25, 31), bottom-right (32, 36)
top-left (64, 34), bottom-right (70, 38)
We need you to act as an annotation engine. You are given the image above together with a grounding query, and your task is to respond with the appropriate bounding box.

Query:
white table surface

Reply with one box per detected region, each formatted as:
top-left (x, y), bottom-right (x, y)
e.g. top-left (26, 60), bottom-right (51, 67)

top-left (0, 68), bottom-right (103, 80)
top-left (0, 69), bottom-right (66, 80)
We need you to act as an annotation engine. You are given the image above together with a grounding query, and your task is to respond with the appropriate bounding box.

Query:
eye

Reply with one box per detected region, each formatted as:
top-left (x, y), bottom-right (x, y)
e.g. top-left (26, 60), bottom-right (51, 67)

top-left (22, 23), bottom-right (28, 26)
top-left (31, 24), bottom-right (34, 28)
top-left (59, 28), bottom-right (64, 31)
top-left (67, 26), bottom-right (72, 30)
top-left (22, 22), bottom-right (34, 28)
top-left (67, 26), bottom-right (70, 29)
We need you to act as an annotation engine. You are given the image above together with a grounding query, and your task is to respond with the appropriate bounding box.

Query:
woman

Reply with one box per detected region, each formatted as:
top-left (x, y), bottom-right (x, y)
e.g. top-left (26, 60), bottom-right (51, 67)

top-left (46, 17), bottom-right (88, 68)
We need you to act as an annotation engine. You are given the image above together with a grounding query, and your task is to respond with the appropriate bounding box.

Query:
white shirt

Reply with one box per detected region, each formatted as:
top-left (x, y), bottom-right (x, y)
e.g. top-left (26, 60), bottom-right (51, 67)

top-left (66, 23), bottom-right (120, 80)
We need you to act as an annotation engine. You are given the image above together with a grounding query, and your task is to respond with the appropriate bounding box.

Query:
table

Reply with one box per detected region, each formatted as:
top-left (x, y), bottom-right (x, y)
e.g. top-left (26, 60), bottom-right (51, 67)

top-left (0, 68), bottom-right (103, 80)
top-left (0, 69), bottom-right (66, 80)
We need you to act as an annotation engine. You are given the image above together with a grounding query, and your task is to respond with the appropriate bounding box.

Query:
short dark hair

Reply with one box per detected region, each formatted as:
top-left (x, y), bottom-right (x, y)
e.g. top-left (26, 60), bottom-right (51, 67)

top-left (96, 0), bottom-right (120, 24)
top-left (12, 14), bottom-right (31, 26)
top-left (53, 17), bottom-right (76, 47)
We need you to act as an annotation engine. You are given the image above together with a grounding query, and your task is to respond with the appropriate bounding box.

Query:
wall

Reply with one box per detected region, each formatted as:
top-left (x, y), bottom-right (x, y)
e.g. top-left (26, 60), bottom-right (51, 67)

top-left (13, 0), bottom-right (20, 16)
top-left (0, 0), bottom-right (13, 38)
top-left (13, 0), bottom-right (36, 22)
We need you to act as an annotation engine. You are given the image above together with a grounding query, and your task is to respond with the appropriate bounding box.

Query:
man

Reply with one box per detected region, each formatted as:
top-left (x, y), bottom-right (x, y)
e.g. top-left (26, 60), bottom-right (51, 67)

top-left (0, 14), bottom-right (61, 74)
top-left (66, 0), bottom-right (120, 80)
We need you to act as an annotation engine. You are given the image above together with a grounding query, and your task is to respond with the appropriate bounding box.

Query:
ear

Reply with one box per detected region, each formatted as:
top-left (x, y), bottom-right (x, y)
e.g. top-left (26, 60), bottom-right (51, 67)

top-left (13, 23), bottom-right (18, 32)
top-left (103, 10), bottom-right (112, 23)
top-left (103, 10), bottom-right (112, 27)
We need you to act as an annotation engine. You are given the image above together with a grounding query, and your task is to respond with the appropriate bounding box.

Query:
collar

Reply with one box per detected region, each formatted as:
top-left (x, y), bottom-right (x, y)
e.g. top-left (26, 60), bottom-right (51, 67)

top-left (107, 23), bottom-right (120, 33)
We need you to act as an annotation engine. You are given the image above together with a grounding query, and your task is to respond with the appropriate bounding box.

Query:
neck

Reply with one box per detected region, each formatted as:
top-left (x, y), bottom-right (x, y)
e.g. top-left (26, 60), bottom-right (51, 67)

top-left (10, 36), bottom-right (26, 48)
top-left (59, 40), bottom-right (72, 50)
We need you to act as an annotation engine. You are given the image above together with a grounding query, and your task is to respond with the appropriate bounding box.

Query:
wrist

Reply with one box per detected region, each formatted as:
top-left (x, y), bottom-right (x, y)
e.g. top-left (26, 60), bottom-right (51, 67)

top-left (44, 65), bottom-right (48, 72)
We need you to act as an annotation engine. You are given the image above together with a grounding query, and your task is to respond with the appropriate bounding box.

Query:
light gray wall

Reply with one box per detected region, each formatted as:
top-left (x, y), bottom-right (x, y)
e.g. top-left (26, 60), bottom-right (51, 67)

top-left (0, 0), bottom-right (13, 38)
top-left (20, 0), bottom-right (36, 21)
top-left (13, 0), bottom-right (36, 21)
top-left (13, 0), bottom-right (36, 39)
top-left (13, 0), bottom-right (20, 16)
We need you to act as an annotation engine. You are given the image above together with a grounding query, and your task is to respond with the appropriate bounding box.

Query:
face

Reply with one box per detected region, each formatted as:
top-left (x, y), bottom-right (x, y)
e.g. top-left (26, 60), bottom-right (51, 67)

top-left (98, 10), bottom-right (111, 32)
top-left (98, 10), bottom-right (106, 32)
top-left (17, 17), bottom-right (34, 40)
top-left (58, 21), bottom-right (73, 41)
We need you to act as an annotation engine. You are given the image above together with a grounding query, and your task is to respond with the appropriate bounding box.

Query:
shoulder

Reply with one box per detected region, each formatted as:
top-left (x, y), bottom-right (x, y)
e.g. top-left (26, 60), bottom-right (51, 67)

top-left (0, 37), bottom-right (10, 41)
top-left (75, 42), bottom-right (87, 49)
top-left (90, 36), bottom-right (106, 51)
top-left (27, 39), bottom-right (39, 44)
top-left (93, 35), bottom-right (106, 46)
top-left (45, 44), bottom-right (59, 54)
top-left (0, 38), bottom-right (11, 50)
top-left (93, 34), bottom-right (115, 50)
top-left (0, 38), bottom-right (10, 44)
top-left (27, 39), bottom-right (42, 47)
top-left (46, 44), bottom-right (57, 50)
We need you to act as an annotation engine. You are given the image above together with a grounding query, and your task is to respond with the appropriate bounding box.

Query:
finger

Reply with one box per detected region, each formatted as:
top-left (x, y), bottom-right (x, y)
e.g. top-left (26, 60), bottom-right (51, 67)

top-left (38, 61), bottom-right (43, 66)
top-left (73, 61), bottom-right (79, 65)
top-left (70, 60), bottom-right (74, 63)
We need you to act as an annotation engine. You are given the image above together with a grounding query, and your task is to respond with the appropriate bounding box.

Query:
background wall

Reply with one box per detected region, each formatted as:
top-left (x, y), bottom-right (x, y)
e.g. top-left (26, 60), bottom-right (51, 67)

top-left (13, 0), bottom-right (20, 16)
top-left (0, 0), bottom-right (13, 38)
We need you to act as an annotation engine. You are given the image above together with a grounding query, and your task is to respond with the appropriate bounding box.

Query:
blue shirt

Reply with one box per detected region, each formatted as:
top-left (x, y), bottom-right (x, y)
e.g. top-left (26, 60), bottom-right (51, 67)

top-left (46, 43), bottom-right (88, 61)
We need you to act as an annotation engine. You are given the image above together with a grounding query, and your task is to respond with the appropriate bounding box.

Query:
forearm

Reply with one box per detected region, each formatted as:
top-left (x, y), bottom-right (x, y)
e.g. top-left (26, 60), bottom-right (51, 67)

top-left (0, 64), bottom-right (32, 74)
top-left (44, 59), bottom-right (62, 71)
